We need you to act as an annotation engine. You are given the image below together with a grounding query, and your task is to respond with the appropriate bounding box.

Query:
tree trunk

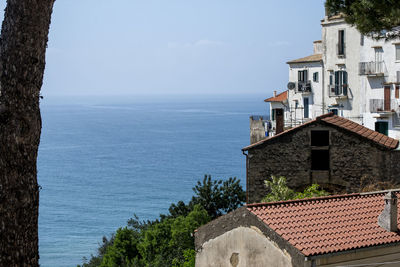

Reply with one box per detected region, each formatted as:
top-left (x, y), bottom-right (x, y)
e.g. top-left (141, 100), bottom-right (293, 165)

top-left (0, 0), bottom-right (55, 266)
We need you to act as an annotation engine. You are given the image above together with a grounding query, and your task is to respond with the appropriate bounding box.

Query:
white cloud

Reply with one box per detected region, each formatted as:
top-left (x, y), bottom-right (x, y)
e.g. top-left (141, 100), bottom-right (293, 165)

top-left (167, 39), bottom-right (226, 48)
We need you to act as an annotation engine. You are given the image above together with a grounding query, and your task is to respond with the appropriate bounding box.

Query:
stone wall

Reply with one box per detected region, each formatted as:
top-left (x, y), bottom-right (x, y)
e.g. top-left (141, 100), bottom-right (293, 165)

top-left (246, 121), bottom-right (396, 203)
top-left (389, 150), bottom-right (400, 182)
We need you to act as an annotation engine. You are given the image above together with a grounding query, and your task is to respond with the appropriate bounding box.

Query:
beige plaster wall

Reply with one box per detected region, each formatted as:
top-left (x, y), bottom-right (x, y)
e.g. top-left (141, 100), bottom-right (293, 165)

top-left (196, 226), bottom-right (293, 267)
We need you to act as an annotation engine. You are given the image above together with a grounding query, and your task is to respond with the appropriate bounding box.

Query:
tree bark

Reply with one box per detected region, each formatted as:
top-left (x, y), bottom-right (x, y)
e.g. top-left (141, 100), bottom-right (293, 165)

top-left (0, 0), bottom-right (55, 266)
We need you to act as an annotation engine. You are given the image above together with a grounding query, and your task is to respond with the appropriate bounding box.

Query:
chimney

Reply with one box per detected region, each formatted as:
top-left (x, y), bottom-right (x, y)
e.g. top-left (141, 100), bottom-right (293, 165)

top-left (378, 191), bottom-right (398, 232)
top-left (273, 91), bottom-right (277, 97)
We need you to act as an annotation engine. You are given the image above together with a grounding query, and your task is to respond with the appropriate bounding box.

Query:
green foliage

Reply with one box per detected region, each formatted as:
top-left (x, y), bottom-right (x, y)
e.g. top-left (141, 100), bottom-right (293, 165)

top-left (294, 184), bottom-right (329, 199)
top-left (78, 236), bottom-right (114, 267)
top-left (262, 176), bottom-right (295, 202)
top-left (325, 0), bottom-right (400, 40)
top-left (182, 249), bottom-right (195, 267)
top-left (100, 227), bottom-right (140, 267)
top-left (138, 205), bottom-right (210, 267)
top-left (191, 175), bottom-right (246, 219)
top-left (262, 176), bottom-right (328, 202)
top-left (79, 175), bottom-right (244, 267)
top-left (168, 175), bottom-right (246, 220)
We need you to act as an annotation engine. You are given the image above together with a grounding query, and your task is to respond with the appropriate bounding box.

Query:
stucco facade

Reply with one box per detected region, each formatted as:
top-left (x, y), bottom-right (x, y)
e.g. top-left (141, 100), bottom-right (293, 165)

top-left (287, 61), bottom-right (323, 124)
top-left (267, 13), bottom-right (400, 139)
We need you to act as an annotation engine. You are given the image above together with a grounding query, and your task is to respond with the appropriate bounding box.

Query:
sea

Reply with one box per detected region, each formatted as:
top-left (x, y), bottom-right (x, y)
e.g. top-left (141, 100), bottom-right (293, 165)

top-left (37, 94), bottom-right (267, 267)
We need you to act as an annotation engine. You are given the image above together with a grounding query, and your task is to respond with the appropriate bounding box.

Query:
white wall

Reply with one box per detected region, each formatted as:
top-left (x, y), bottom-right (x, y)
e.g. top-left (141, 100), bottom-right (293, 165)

top-left (322, 17), bottom-right (362, 124)
top-left (288, 62), bottom-right (323, 122)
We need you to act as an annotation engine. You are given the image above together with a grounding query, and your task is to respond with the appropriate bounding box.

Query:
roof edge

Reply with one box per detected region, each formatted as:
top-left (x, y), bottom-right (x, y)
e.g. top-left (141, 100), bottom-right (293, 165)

top-left (246, 188), bottom-right (400, 208)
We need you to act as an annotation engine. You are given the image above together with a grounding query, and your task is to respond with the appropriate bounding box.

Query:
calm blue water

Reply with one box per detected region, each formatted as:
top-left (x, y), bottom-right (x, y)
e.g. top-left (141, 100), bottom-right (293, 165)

top-left (37, 94), bottom-right (267, 267)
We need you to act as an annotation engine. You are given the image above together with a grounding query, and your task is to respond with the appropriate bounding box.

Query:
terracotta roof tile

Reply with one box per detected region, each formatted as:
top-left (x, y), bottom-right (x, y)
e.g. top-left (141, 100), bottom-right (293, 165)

top-left (243, 113), bottom-right (399, 151)
top-left (247, 191), bottom-right (400, 256)
top-left (264, 90), bottom-right (288, 102)
top-left (287, 54), bottom-right (323, 64)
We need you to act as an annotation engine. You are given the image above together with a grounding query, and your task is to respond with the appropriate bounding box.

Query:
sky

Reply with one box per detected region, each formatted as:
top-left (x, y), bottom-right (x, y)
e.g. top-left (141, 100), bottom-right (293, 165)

top-left (2, 0), bottom-right (325, 96)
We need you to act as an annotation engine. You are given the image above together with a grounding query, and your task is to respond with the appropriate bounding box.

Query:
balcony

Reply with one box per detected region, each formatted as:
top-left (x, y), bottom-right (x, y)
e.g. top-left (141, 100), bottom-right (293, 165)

top-left (359, 61), bottom-right (385, 76)
top-left (369, 99), bottom-right (397, 113)
top-left (328, 84), bottom-right (348, 98)
top-left (296, 81), bottom-right (312, 93)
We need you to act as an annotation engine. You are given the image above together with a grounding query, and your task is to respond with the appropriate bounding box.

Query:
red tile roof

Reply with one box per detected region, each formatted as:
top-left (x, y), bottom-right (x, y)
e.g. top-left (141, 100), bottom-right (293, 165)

top-left (242, 113), bottom-right (399, 151)
top-left (247, 190), bottom-right (400, 256)
top-left (264, 91), bottom-right (288, 102)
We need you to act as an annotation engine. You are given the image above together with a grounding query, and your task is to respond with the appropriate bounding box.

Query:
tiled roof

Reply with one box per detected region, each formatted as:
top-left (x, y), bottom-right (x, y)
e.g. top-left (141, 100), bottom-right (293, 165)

top-left (242, 113), bottom-right (399, 151)
top-left (247, 191), bottom-right (400, 256)
top-left (320, 115), bottom-right (399, 149)
top-left (264, 91), bottom-right (288, 102)
top-left (287, 54), bottom-right (322, 64)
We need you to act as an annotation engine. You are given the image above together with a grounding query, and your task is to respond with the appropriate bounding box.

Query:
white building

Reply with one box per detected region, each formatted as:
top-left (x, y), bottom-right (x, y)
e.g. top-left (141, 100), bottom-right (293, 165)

top-left (266, 13), bottom-right (400, 139)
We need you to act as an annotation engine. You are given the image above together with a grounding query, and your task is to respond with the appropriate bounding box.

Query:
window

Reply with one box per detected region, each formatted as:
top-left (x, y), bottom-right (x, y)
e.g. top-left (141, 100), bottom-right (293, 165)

top-left (360, 34), bottom-right (364, 46)
top-left (311, 150), bottom-right (330, 170)
top-left (329, 109), bottom-right (338, 116)
top-left (271, 109), bottom-right (275, 121)
top-left (338, 30), bottom-right (345, 56)
top-left (311, 130), bottom-right (330, 171)
top-left (311, 131), bottom-right (329, 146)
top-left (375, 48), bottom-right (383, 63)
top-left (396, 85), bottom-right (399, 99)
top-left (298, 70), bottom-right (308, 82)
top-left (375, 121), bottom-right (389, 136)
top-left (396, 45), bottom-right (400, 61)
top-left (303, 97), bottom-right (309, 118)
top-left (334, 70), bottom-right (348, 95)
top-left (313, 72), bottom-right (319, 82)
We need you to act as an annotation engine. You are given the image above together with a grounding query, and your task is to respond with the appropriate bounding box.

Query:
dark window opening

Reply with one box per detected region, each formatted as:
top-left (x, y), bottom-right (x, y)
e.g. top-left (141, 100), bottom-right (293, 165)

top-left (375, 121), bottom-right (388, 136)
top-left (338, 30), bottom-right (345, 56)
top-left (311, 150), bottom-right (330, 170)
top-left (313, 72), bottom-right (319, 82)
top-left (303, 98), bottom-right (309, 118)
top-left (311, 130), bottom-right (329, 146)
top-left (329, 109), bottom-right (338, 116)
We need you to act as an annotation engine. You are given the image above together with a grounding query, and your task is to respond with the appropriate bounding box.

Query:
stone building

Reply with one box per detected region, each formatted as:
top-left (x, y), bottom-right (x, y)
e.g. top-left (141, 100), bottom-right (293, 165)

top-left (195, 190), bottom-right (400, 267)
top-left (242, 113), bottom-right (399, 204)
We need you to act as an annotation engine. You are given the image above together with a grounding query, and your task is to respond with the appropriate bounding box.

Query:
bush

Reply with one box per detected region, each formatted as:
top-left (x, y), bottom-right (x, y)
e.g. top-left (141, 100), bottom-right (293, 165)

top-left (262, 176), bottom-right (328, 202)
top-left (79, 175), bottom-right (245, 267)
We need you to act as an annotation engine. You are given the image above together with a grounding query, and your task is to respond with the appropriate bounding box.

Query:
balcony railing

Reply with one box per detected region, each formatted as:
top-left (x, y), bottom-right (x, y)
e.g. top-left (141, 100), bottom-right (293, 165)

top-left (359, 61), bottom-right (385, 76)
top-left (297, 81), bottom-right (312, 93)
top-left (328, 84), bottom-right (348, 98)
top-left (369, 99), bottom-right (397, 113)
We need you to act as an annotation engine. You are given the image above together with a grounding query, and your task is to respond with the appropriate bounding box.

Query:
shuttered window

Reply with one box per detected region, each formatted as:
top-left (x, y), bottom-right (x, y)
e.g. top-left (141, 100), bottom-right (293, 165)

top-left (313, 72), bottom-right (319, 82)
top-left (334, 71), bottom-right (348, 95)
top-left (298, 70), bottom-right (308, 82)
